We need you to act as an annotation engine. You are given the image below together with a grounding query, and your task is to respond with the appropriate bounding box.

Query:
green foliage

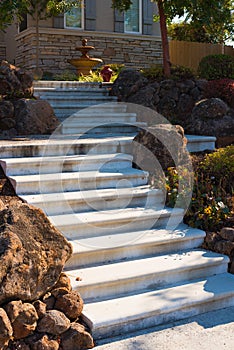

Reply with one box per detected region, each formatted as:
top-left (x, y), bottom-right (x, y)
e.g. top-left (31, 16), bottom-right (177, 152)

top-left (44, 64), bottom-right (125, 82)
top-left (0, 0), bottom-right (80, 29)
top-left (163, 146), bottom-right (234, 231)
top-left (141, 64), bottom-right (195, 81)
top-left (198, 54), bottom-right (234, 80)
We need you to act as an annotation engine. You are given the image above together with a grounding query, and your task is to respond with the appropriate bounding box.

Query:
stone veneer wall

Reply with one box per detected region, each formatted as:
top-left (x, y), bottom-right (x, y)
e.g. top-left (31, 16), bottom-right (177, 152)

top-left (15, 28), bottom-right (162, 74)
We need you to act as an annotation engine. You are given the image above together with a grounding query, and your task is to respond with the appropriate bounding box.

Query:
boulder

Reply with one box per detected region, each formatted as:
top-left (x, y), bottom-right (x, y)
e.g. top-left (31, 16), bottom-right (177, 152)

top-left (14, 99), bottom-right (59, 135)
top-left (186, 98), bottom-right (234, 145)
top-left (54, 289), bottom-right (84, 320)
top-left (0, 61), bottom-right (33, 98)
top-left (133, 124), bottom-right (188, 174)
top-left (36, 310), bottom-right (70, 335)
top-left (60, 323), bottom-right (94, 350)
top-left (111, 68), bottom-right (148, 100)
top-left (0, 201), bottom-right (73, 305)
top-left (31, 335), bottom-right (59, 350)
top-left (4, 301), bottom-right (38, 340)
top-left (0, 308), bottom-right (13, 349)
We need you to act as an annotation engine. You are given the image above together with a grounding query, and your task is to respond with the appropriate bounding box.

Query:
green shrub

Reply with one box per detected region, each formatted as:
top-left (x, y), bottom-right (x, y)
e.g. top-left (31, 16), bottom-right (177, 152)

top-left (141, 64), bottom-right (195, 81)
top-left (53, 70), bottom-right (78, 81)
top-left (198, 54), bottom-right (234, 80)
top-left (162, 146), bottom-right (234, 231)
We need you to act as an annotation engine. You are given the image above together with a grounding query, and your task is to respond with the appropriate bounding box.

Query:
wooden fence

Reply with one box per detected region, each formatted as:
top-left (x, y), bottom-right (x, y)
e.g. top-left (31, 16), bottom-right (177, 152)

top-left (169, 40), bottom-right (234, 72)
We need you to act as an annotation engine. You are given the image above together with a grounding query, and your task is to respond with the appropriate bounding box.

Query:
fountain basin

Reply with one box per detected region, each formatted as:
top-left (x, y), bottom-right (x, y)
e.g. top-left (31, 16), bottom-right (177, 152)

top-left (68, 57), bottom-right (103, 76)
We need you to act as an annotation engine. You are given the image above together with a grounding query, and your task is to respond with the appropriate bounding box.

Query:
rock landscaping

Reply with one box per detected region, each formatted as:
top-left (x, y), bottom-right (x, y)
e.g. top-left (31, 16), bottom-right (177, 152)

top-left (0, 197), bottom-right (94, 350)
top-left (0, 61), bottom-right (59, 138)
top-left (111, 68), bottom-right (234, 147)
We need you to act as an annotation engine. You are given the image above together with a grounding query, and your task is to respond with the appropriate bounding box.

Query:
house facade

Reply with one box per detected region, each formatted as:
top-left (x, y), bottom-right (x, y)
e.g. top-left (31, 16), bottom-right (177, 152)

top-left (1, 0), bottom-right (162, 74)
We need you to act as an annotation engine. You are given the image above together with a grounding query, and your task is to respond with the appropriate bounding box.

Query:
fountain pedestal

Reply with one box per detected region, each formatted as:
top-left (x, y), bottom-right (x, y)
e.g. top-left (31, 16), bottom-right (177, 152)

top-left (68, 39), bottom-right (103, 76)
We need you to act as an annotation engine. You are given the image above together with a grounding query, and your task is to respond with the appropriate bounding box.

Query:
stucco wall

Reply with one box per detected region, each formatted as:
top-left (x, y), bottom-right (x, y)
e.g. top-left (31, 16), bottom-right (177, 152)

top-left (15, 28), bottom-right (162, 74)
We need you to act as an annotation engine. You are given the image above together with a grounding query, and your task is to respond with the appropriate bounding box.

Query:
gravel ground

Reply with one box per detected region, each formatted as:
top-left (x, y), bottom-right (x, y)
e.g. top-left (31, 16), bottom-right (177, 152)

top-left (95, 307), bottom-right (234, 350)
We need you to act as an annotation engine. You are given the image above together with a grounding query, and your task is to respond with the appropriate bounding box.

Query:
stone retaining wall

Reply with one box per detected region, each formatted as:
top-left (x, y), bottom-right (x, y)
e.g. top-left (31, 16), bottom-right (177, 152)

top-left (15, 28), bottom-right (162, 74)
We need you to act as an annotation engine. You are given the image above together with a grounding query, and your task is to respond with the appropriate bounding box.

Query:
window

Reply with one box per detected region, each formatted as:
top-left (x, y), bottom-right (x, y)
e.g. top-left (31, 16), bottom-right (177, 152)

top-left (124, 0), bottom-right (142, 34)
top-left (64, 2), bottom-right (84, 29)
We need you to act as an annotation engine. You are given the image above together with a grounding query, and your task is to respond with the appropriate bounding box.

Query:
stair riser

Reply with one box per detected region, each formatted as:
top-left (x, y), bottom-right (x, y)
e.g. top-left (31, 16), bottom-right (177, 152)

top-left (62, 125), bottom-right (140, 134)
top-left (66, 236), bottom-right (205, 269)
top-left (75, 263), bottom-right (228, 302)
top-left (0, 141), bottom-right (133, 158)
top-left (63, 116), bottom-right (136, 124)
top-left (55, 213), bottom-right (184, 240)
top-left (24, 191), bottom-right (164, 216)
top-left (47, 97), bottom-right (117, 104)
top-left (13, 174), bottom-right (148, 195)
top-left (89, 295), bottom-right (234, 340)
top-left (4, 158), bottom-right (132, 176)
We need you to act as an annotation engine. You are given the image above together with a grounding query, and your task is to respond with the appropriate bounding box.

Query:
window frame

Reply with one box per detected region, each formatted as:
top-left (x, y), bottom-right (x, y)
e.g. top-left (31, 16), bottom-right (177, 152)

top-left (124, 0), bottom-right (142, 34)
top-left (64, 1), bottom-right (84, 30)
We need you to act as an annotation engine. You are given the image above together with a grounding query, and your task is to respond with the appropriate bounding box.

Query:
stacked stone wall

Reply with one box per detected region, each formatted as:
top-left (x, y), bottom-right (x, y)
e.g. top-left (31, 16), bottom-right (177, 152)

top-left (15, 28), bottom-right (162, 74)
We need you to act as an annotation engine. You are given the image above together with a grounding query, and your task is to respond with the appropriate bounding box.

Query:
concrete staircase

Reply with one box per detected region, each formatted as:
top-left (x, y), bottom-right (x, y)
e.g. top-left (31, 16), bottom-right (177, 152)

top-left (34, 81), bottom-right (118, 123)
top-left (33, 81), bottom-right (216, 151)
top-left (0, 84), bottom-right (232, 340)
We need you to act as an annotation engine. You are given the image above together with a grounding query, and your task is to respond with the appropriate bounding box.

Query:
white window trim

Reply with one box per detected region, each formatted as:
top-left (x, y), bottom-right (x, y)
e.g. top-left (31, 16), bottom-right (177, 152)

top-left (64, 1), bottom-right (84, 30)
top-left (124, 0), bottom-right (142, 34)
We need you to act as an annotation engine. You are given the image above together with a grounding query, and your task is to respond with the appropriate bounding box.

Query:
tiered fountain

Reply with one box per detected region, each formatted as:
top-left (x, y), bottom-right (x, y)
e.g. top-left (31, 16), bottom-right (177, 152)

top-left (68, 39), bottom-right (103, 76)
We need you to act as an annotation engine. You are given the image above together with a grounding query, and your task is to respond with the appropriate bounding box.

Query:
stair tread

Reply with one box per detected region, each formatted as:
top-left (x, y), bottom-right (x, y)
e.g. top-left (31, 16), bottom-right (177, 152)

top-left (50, 207), bottom-right (184, 227)
top-left (83, 273), bottom-right (234, 330)
top-left (69, 225), bottom-right (206, 253)
top-left (3, 153), bottom-right (132, 164)
top-left (11, 168), bottom-right (148, 183)
top-left (67, 249), bottom-right (229, 289)
top-left (22, 185), bottom-right (158, 204)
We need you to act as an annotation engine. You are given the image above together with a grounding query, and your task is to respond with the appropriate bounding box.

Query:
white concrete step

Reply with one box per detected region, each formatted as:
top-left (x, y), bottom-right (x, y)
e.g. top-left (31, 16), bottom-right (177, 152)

top-left (62, 122), bottom-right (146, 135)
top-left (82, 273), bottom-right (234, 339)
top-left (68, 250), bottom-right (229, 302)
top-left (22, 186), bottom-right (164, 215)
top-left (66, 225), bottom-right (205, 269)
top-left (64, 112), bottom-right (137, 124)
top-left (186, 135), bottom-right (216, 152)
top-left (2, 153), bottom-right (133, 176)
top-left (11, 168), bottom-right (149, 195)
top-left (49, 207), bottom-right (184, 240)
top-left (0, 136), bottom-right (133, 158)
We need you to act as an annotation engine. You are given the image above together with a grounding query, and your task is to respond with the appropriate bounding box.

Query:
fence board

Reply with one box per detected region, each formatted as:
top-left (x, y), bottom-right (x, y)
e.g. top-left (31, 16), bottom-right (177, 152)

top-left (169, 40), bottom-right (234, 72)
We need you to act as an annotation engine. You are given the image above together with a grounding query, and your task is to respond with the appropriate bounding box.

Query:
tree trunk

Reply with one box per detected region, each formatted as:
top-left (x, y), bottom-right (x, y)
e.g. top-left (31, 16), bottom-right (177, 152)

top-left (157, 0), bottom-right (171, 77)
top-left (35, 8), bottom-right (39, 71)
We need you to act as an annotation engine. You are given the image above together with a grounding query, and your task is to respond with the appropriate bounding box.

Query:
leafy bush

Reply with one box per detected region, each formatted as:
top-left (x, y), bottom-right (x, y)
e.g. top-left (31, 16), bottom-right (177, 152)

top-left (203, 78), bottom-right (234, 108)
top-left (53, 70), bottom-right (79, 81)
top-left (162, 146), bottom-right (234, 231)
top-left (198, 54), bottom-right (234, 80)
top-left (141, 64), bottom-right (195, 81)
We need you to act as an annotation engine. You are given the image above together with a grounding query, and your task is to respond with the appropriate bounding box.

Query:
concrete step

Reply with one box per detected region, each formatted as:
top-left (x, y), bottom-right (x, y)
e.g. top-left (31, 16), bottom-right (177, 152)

top-left (2, 153), bottom-right (133, 176)
top-left (49, 207), bottom-right (184, 240)
top-left (62, 122), bottom-right (146, 135)
top-left (68, 250), bottom-right (229, 302)
top-left (66, 225), bottom-right (206, 269)
top-left (186, 135), bottom-right (216, 152)
top-left (82, 273), bottom-right (234, 339)
top-left (41, 96), bottom-right (117, 104)
top-left (11, 168), bottom-right (149, 195)
top-left (22, 186), bottom-right (164, 215)
top-left (0, 136), bottom-right (134, 158)
top-left (63, 112), bottom-right (137, 124)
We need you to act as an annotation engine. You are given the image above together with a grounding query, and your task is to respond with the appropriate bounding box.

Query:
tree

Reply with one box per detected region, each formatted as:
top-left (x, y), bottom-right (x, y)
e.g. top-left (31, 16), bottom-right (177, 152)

top-left (168, 2), bottom-right (234, 44)
top-left (0, 0), bottom-right (81, 73)
top-left (112, 0), bottom-right (234, 77)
